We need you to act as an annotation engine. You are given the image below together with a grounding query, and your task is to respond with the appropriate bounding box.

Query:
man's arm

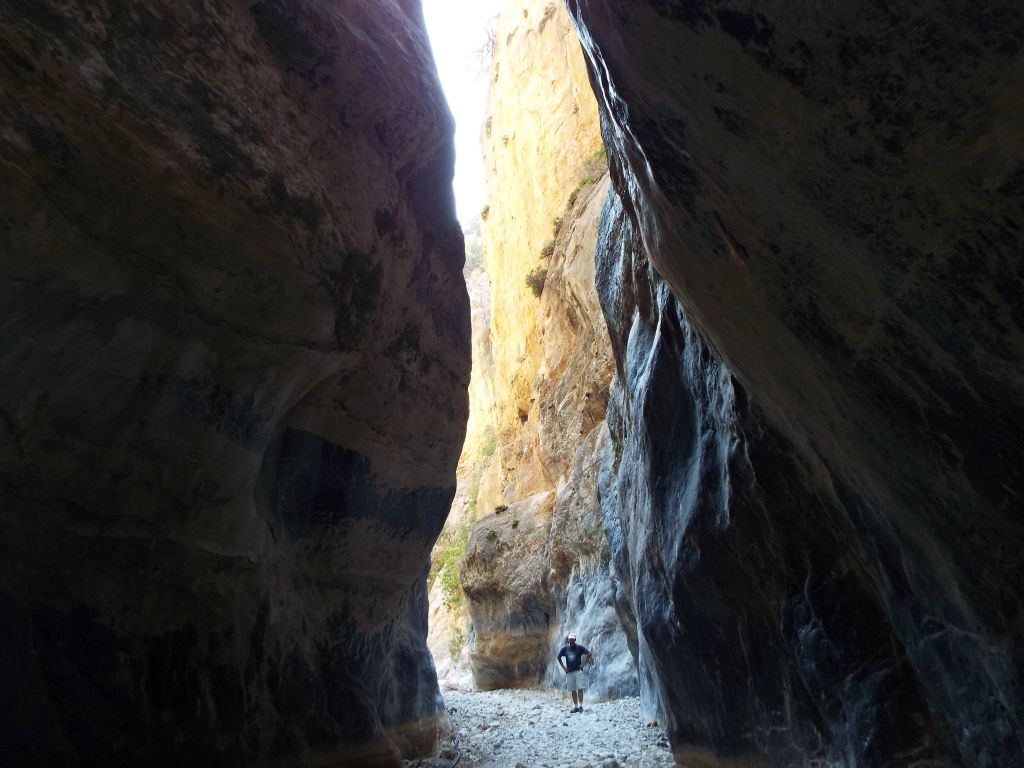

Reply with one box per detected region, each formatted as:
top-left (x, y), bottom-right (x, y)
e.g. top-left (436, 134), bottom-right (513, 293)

top-left (581, 649), bottom-right (591, 668)
top-left (557, 649), bottom-right (567, 672)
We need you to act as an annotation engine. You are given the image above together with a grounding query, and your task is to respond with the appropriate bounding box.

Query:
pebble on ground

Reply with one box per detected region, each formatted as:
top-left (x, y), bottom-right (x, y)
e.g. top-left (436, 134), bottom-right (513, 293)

top-left (406, 689), bottom-right (677, 768)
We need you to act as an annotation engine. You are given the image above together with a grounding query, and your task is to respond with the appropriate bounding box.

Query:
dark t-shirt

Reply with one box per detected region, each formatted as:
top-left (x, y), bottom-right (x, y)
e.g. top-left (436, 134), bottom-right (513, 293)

top-left (557, 643), bottom-right (589, 672)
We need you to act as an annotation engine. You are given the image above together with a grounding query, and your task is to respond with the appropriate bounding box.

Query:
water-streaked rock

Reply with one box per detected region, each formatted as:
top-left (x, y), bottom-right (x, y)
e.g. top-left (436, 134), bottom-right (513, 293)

top-left (569, 1), bottom-right (1024, 765)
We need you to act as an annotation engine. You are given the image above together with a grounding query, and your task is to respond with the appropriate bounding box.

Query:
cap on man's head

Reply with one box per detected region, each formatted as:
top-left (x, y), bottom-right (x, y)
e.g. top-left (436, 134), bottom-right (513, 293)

top-left (568, 633), bottom-right (576, 641)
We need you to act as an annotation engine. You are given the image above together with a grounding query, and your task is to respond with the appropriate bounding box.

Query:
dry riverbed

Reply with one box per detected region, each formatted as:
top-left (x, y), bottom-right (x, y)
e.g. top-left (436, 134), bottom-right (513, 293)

top-left (407, 689), bottom-right (678, 768)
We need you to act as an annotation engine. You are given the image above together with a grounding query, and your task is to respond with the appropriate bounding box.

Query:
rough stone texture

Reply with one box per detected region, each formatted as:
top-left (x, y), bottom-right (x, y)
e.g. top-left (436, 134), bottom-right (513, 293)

top-left (599, 191), bottom-right (948, 766)
top-left (431, 0), bottom-right (635, 701)
top-left (461, 172), bottom-right (636, 701)
top-left (0, 2), bottom-right (469, 766)
top-left (462, 264), bottom-right (498, 462)
top-left (567, 1), bottom-right (1024, 767)
top-left (414, 689), bottom-right (679, 768)
top-left (541, 425), bottom-right (639, 701)
top-left (479, 0), bottom-right (603, 452)
top-left (426, 565), bottom-right (475, 693)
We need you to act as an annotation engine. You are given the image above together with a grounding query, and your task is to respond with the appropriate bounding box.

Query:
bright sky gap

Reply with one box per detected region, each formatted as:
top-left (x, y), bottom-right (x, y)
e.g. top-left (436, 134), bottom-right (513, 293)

top-left (422, 0), bottom-right (504, 227)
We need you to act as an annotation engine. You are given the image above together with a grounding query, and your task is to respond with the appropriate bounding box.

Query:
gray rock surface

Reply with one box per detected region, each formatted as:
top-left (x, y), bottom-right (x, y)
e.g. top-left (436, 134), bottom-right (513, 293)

top-left (567, 1), bottom-right (1024, 766)
top-left (407, 689), bottom-right (675, 768)
top-left (0, 1), bottom-right (468, 765)
top-left (542, 425), bottom-right (638, 701)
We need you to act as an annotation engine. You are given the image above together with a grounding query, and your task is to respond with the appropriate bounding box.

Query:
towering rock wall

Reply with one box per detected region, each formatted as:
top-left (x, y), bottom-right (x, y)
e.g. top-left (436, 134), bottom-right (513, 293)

top-left (480, 0), bottom-right (603, 453)
top-left (567, 1), bottom-right (1024, 766)
top-left (0, 2), bottom-right (469, 766)
top-left (447, 0), bottom-right (637, 699)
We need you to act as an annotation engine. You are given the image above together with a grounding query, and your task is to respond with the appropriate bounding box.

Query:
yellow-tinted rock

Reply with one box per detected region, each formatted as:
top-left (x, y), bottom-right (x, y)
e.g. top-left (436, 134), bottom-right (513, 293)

top-left (429, 0), bottom-right (634, 699)
top-left (481, 0), bottom-right (603, 464)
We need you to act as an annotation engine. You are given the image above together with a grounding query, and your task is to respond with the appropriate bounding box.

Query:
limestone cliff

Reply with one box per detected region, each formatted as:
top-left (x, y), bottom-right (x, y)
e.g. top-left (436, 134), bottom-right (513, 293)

top-left (479, 0), bottom-right (603, 464)
top-left (568, 1), bottom-right (1024, 766)
top-left (0, 2), bottom-right (469, 766)
top-left (427, 0), bottom-right (635, 700)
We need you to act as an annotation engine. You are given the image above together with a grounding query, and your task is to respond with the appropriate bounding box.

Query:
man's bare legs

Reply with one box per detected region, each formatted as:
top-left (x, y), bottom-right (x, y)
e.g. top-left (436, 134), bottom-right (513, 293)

top-left (571, 690), bottom-right (579, 708)
top-left (577, 689), bottom-right (584, 711)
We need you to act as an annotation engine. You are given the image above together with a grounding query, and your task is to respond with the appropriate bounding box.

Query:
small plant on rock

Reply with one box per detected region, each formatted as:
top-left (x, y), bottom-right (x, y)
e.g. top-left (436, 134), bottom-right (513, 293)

top-left (525, 266), bottom-right (547, 297)
top-left (494, 504), bottom-right (508, 514)
top-left (448, 627), bottom-right (466, 660)
top-left (485, 528), bottom-right (498, 541)
top-left (481, 428), bottom-right (497, 458)
top-left (540, 240), bottom-right (555, 258)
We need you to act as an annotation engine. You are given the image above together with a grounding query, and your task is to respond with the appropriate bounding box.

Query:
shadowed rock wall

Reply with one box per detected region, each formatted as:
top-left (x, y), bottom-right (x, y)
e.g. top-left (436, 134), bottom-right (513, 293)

top-left (568, 1), bottom-right (1024, 766)
top-left (598, 189), bottom-right (950, 765)
top-left (0, 1), bottom-right (469, 766)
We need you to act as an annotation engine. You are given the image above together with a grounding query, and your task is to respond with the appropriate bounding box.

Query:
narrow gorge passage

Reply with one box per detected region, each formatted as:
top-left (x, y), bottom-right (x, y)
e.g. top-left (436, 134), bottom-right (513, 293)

top-left (428, 1), bottom-right (1024, 767)
top-left (406, 690), bottom-right (676, 768)
top-left (1, 1), bottom-right (1021, 767)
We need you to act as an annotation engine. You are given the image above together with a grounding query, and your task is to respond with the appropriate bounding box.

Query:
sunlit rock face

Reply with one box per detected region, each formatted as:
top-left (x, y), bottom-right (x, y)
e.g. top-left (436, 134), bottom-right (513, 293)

top-left (462, 174), bottom-right (638, 699)
top-left (452, 0), bottom-right (636, 700)
top-left (0, 2), bottom-right (468, 766)
top-left (479, 0), bottom-right (603, 452)
top-left (569, 1), bottom-right (1024, 766)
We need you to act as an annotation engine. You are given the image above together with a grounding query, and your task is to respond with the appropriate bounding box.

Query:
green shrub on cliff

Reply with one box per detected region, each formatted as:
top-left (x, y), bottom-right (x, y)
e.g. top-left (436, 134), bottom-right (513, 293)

top-left (526, 266), bottom-right (547, 297)
top-left (463, 221), bottom-right (484, 277)
top-left (435, 524), bottom-right (469, 610)
top-left (566, 147), bottom-right (608, 211)
top-left (481, 427), bottom-right (497, 458)
top-left (448, 626), bottom-right (466, 660)
top-left (468, 475), bottom-right (480, 520)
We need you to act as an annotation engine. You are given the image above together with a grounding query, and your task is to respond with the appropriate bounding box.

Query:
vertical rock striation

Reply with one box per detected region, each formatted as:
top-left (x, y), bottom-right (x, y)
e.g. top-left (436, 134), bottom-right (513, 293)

top-left (568, 1), bottom-right (1024, 766)
top-left (598, 189), bottom-right (948, 765)
top-left (0, 1), bottom-right (469, 766)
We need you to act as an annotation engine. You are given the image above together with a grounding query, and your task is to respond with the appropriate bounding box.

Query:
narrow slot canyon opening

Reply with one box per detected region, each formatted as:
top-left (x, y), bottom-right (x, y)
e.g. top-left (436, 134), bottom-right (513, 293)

top-left (3, 1), bottom-right (1020, 767)
top-left (419, 2), bottom-right (663, 766)
top-left (421, 1), bottom-right (1024, 767)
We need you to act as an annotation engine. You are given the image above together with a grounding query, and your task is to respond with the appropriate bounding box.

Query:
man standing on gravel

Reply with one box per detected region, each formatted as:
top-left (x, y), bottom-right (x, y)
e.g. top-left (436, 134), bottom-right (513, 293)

top-left (557, 633), bottom-right (591, 713)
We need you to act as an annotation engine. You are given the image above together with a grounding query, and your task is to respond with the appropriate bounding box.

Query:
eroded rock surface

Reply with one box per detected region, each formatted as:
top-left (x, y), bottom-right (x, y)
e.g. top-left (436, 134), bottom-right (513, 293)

top-left (568, 1), bottom-right (1024, 766)
top-left (461, 168), bottom-right (634, 699)
top-left (443, 0), bottom-right (635, 702)
top-left (0, 2), bottom-right (468, 766)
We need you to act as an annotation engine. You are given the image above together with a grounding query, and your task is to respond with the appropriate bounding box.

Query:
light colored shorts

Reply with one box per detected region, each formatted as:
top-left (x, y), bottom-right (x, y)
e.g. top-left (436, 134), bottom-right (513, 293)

top-left (565, 670), bottom-right (584, 690)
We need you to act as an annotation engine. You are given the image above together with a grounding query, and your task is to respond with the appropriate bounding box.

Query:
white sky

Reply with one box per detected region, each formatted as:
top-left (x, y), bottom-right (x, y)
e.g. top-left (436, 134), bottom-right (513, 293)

top-left (422, 0), bottom-right (505, 227)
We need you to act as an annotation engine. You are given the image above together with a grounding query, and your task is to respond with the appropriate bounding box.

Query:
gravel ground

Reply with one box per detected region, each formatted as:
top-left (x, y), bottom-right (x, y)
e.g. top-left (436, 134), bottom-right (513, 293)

top-left (407, 689), bottom-right (678, 768)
